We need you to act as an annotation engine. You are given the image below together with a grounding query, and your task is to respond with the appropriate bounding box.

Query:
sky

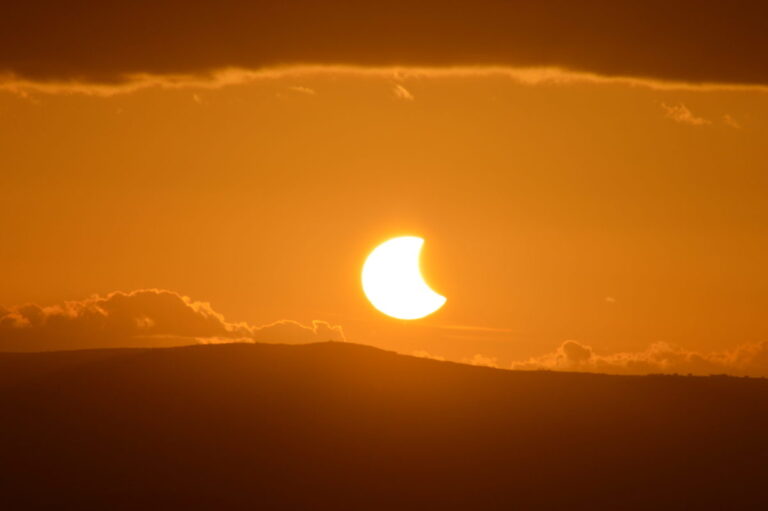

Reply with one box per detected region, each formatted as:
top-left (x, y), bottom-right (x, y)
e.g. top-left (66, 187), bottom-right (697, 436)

top-left (2, 1), bottom-right (768, 376)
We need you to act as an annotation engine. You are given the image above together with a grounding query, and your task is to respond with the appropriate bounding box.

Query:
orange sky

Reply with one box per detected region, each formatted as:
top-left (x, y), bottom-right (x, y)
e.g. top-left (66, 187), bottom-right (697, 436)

top-left (2, 67), bottom-right (768, 373)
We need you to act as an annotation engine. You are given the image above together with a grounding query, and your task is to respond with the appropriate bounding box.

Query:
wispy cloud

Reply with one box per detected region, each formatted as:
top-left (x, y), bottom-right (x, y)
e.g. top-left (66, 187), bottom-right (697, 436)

top-left (462, 354), bottom-right (499, 368)
top-left (4, 66), bottom-right (768, 97)
top-left (411, 350), bottom-right (445, 361)
top-left (661, 102), bottom-right (711, 126)
top-left (392, 83), bottom-right (414, 100)
top-left (723, 114), bottom-right (742, 128)
top-left (288, 85), bottom-right (316, 95)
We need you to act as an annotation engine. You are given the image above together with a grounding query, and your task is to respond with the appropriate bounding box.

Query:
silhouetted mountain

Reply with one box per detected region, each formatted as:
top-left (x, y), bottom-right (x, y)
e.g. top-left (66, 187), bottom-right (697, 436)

top-left (1, 342), bottom-right (767, 510)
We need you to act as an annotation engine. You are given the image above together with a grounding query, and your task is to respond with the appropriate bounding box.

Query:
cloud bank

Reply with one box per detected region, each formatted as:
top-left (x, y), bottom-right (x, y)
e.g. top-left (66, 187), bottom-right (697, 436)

top-left (5, 290), bottom-right (768, 378)
top-left (1, 0), bottom-right (767, 87)
top-left (0, 290), bottom-right (345, 352)
top-left (510, 340), bottom-right (768, 377)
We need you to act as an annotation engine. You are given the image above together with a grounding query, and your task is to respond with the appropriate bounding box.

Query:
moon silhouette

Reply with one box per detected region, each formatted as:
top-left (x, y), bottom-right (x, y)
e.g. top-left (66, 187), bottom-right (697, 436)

top-left (362, 236), bottom-right (447, 320)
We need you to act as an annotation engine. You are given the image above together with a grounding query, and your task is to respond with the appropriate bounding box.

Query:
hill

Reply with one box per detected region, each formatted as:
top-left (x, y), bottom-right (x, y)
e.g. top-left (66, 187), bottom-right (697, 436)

top-left (1, 342), bottom-right (767, 509)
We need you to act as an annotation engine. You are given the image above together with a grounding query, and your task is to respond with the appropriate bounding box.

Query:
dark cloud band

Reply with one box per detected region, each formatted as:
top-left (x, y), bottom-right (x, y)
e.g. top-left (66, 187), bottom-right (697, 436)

top-left (2, 0), bottom-right (767, 85)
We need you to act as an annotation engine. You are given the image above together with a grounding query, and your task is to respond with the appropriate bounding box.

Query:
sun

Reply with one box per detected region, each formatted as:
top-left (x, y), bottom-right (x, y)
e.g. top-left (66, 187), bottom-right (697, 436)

top-left (361, 236), bottom-right (447, 320)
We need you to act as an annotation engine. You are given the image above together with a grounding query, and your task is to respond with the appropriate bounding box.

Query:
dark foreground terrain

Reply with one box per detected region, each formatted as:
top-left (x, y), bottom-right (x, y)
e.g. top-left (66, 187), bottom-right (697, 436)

top-left (1, 342), bottom-right (767, 510)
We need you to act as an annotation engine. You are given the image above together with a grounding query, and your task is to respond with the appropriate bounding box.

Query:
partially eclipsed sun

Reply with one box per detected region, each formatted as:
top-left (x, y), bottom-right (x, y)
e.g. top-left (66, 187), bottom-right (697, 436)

top-left (362, 236), bottom-right (447, 320)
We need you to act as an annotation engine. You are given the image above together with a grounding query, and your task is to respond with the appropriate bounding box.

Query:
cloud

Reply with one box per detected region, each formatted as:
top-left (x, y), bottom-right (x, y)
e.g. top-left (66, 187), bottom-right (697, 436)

top-left (4, 66), bottom-right (766, 98)
top-left (414, 350), bottom-right (498, 368)
top-left (511, 340), bottom-right (768, 377)
top-left (251, 320), bottom-right (345, 345)
top-left (1, 1), bottom-right (767, 87)
top-left (462, 354), bottom-right (499, 368)
top-left (288, 85), bottom-right (316, 95)
top-left (0, 290), bottom-right (345, 352)
top-left (723, 114), bottom-right (742, 129)
top-left (661, 103), bottom-right (711, 126)
top-left (392, 84), bottom-right (414, 100)
top-left (411, 350), bottom-right (445, 362)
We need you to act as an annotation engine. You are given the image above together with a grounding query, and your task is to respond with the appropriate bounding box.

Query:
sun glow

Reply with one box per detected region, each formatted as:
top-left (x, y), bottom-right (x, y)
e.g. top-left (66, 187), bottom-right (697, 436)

top-left (362, 236), bottom-right (447, 320)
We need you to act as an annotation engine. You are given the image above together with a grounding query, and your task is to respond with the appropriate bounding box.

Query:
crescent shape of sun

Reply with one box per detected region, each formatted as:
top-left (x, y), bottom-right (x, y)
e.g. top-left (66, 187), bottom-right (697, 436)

top-left (362, 236), bottom-right (447, 320)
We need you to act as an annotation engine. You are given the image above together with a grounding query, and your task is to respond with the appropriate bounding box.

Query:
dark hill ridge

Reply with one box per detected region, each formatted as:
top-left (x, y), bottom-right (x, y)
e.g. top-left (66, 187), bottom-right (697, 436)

top-left (1, 342), bottom-right (767, 510)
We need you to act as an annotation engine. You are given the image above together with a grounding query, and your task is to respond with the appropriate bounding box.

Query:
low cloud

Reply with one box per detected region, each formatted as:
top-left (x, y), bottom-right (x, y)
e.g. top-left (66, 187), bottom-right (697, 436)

top-left (0, 290), bottom-right (344, 352)
top-left (411, 350), bottom-right (445, 362)
top-left (462, 354), bottom-right (499, 368)
top-left (661, 103), bottom-right (711, 126)
top-left (511, 340), bottom-right (768, 377)
top-left (413, 351), bottom-right (499, 369)
top-left (251, 320), bottom-right (344, 345)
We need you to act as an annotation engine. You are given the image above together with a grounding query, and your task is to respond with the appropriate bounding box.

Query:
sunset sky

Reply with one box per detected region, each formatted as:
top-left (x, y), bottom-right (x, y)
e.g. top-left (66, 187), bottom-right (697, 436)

top-left (2, 0), bottom-right (768, 375)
